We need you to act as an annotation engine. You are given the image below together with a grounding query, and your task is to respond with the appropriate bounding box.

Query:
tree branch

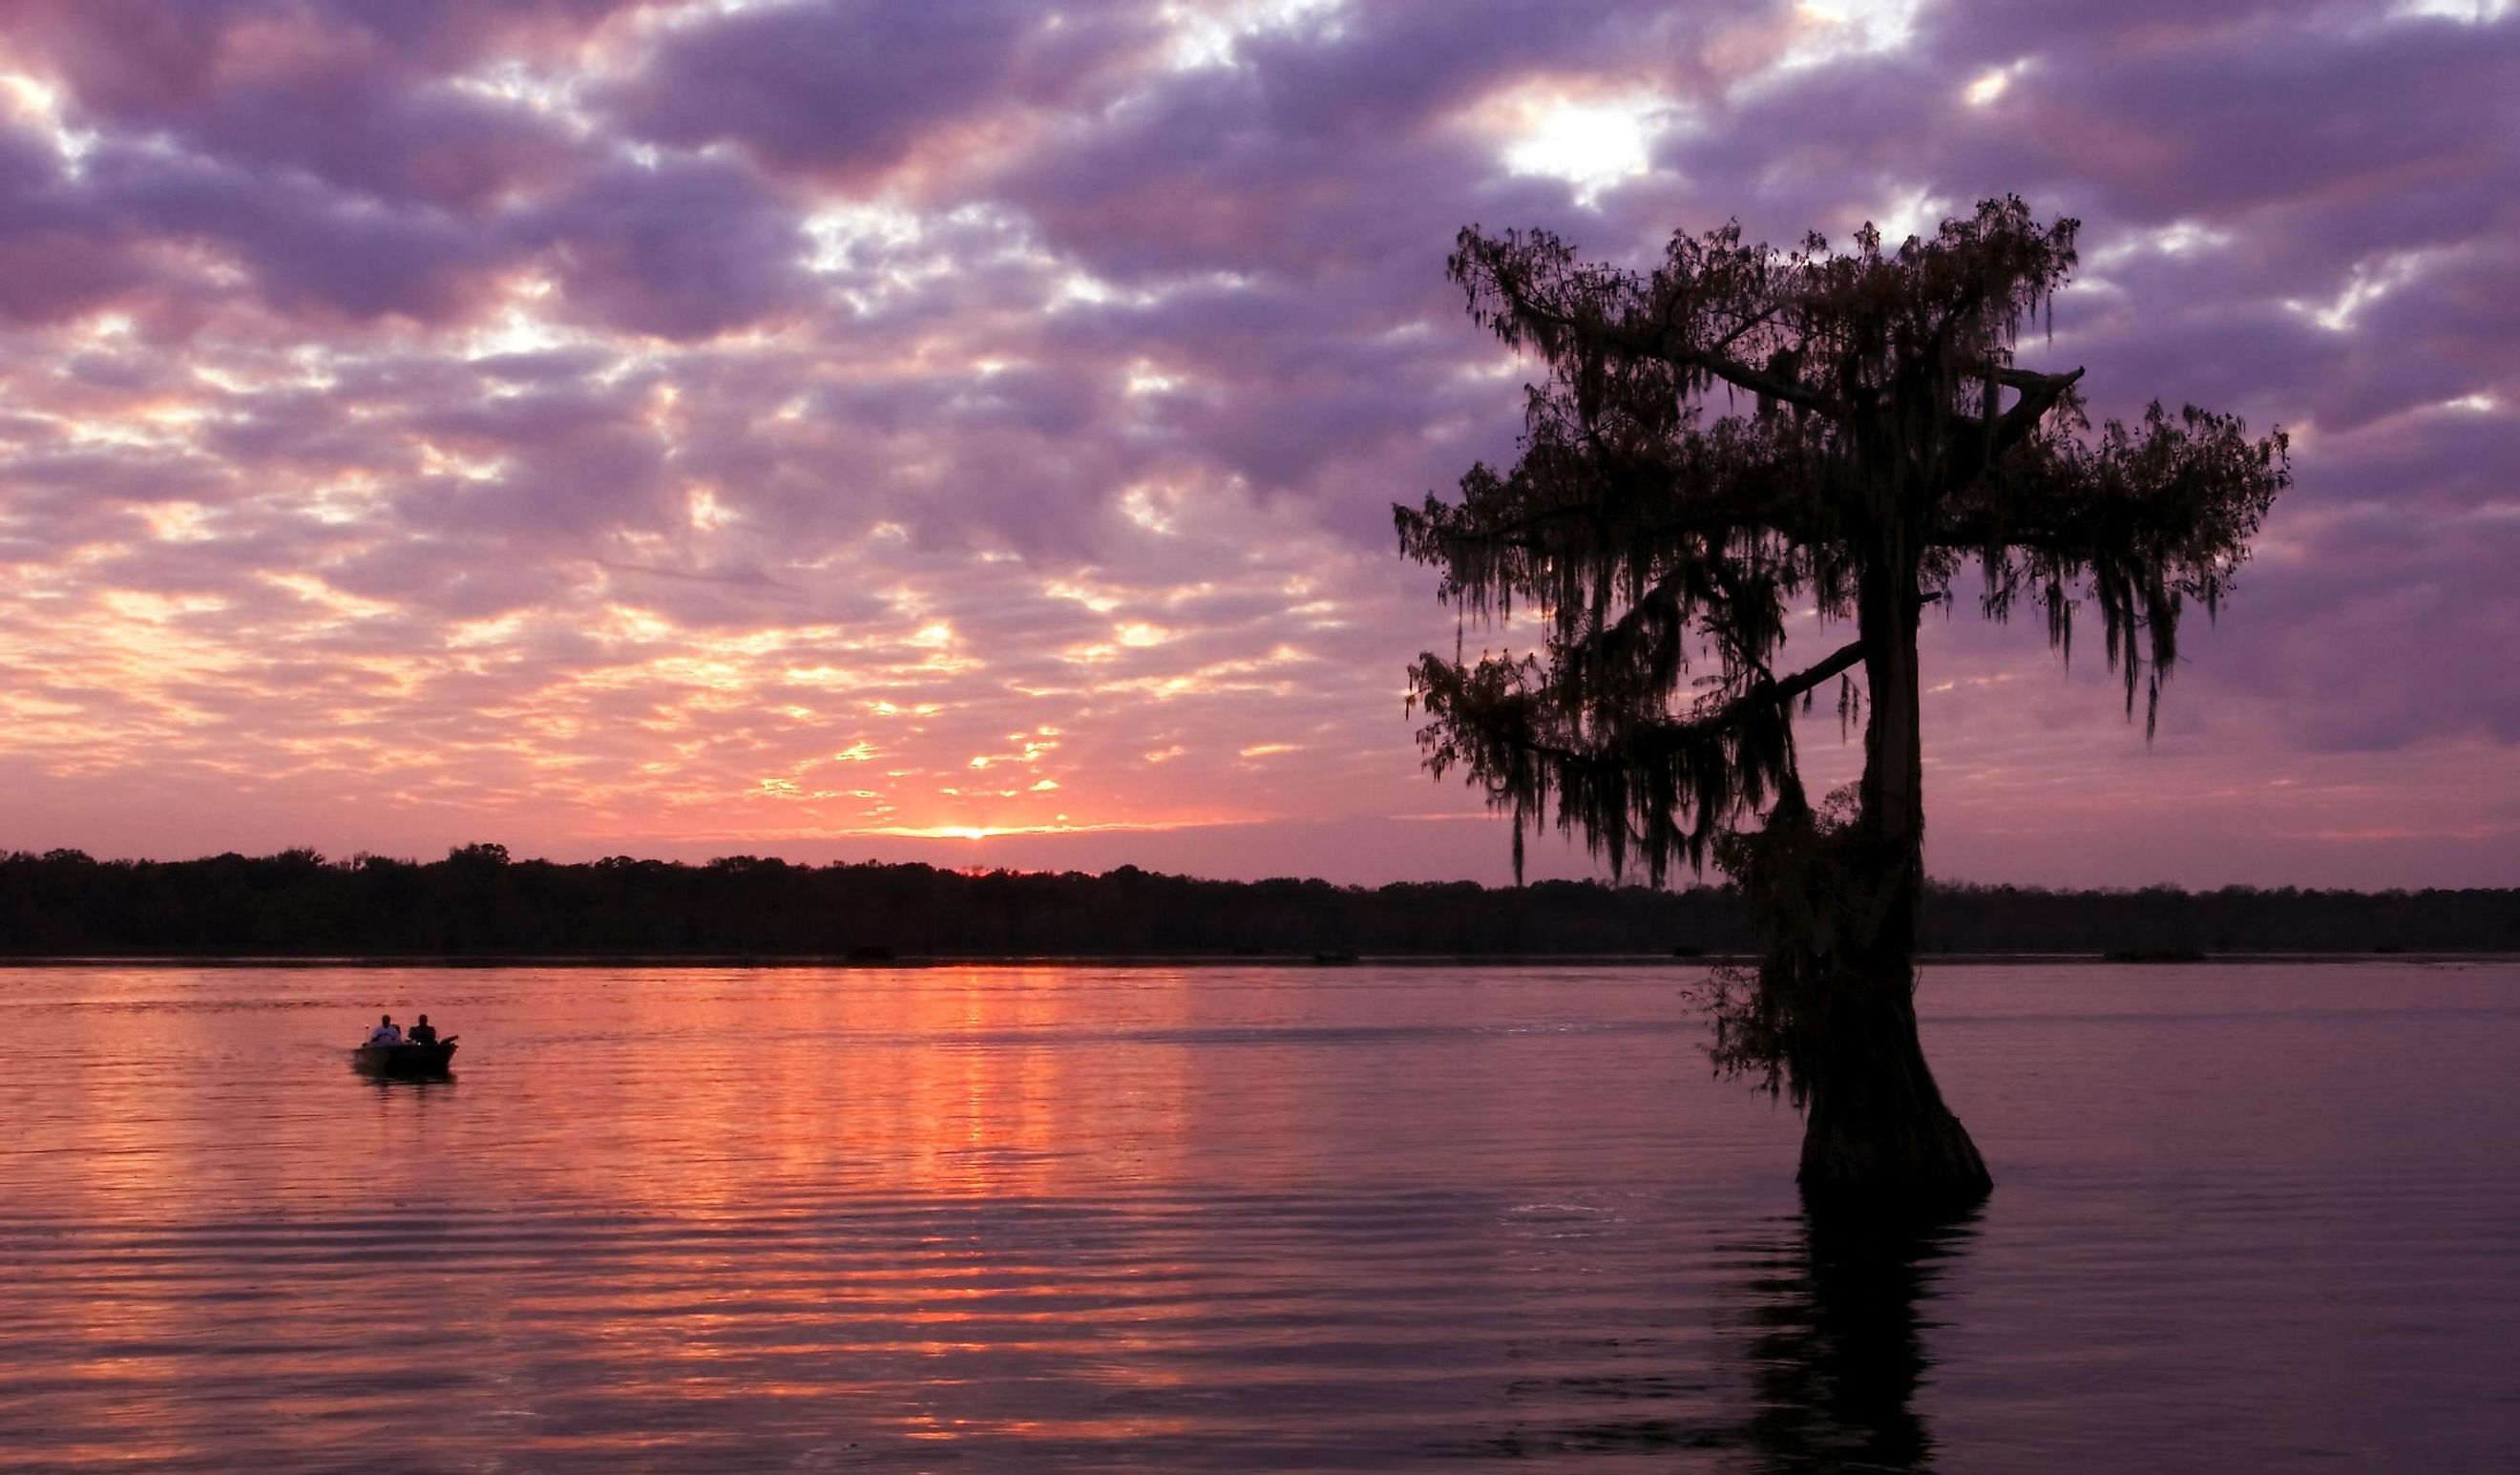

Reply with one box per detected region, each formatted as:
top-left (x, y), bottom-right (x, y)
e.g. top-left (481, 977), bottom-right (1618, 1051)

top-left (1983, 364), bottom-right (2082, 440)
top-left (1471, 632), bottom-right (1864, 771)
top-left (1514, 637), bottom-right (1868, 765)
top-left (1668, 344), bottom-right (1843, 418)
top-left (1733, 637), bottom-right (1867, 715)
top-left (1940, 364), bottom-right (2085, 497)
top-left (1506, 297), bottom-right (1847, 419)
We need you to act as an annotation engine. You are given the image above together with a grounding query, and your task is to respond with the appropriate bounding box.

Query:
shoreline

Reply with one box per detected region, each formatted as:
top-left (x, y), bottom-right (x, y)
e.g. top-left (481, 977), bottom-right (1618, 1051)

top-left (2, 951), bottom-right (2510, 970)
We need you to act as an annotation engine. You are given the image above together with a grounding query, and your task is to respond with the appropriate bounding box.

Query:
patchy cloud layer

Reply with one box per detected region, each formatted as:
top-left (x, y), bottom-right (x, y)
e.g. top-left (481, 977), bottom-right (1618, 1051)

top-left (0, 0), bottom-right (2512, 886)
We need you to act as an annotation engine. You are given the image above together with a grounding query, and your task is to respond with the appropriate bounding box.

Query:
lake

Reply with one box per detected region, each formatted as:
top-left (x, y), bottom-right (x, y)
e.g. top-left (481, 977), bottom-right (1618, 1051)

top-left (0, 960), bottom-right (2512, 1471)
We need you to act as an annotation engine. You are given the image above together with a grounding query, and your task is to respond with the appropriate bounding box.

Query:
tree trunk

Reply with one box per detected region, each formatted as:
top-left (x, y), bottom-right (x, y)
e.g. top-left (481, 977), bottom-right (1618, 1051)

top-left (1796, 975), bottom-right (1989, 1207)
top-left (1796, 542), bottom-right (1990, 1209)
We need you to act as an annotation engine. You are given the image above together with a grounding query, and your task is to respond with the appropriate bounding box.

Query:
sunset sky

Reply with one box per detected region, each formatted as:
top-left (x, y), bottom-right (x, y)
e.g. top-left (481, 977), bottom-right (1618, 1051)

top-left (0, 0), bottom-right (2512, 888)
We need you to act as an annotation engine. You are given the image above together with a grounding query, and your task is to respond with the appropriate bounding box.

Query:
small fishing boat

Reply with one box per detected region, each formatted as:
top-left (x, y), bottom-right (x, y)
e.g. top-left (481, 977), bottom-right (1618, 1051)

top-left (352, 1040), bottom-right (458, 1077)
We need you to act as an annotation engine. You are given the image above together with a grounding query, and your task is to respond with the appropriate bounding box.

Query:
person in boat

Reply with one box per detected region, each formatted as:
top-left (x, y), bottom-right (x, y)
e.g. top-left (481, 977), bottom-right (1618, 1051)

top-left (406, 1015), bottom-right (438, 1045)
top-left (367, 1014), bottom-right (403, 1046)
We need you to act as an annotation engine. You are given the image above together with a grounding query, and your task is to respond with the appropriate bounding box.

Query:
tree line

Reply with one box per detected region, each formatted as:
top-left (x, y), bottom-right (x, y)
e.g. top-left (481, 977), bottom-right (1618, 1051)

top-left (0, 846), bottom-right (2509, 959)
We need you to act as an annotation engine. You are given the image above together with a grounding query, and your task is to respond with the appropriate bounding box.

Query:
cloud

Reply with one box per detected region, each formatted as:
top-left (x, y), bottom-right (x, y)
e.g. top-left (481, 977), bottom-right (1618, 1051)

top-left (514, 153), bottom-right (817, 339)
top-left (605, 0), bottom-right (1161, 187)
top-left (0, 0), bottom-right (616, 211)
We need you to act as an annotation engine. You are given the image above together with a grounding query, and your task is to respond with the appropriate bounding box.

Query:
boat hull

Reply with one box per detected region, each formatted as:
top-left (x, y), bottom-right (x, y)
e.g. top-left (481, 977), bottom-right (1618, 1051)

top-left (352, 1042), bottom-right (457, 1076)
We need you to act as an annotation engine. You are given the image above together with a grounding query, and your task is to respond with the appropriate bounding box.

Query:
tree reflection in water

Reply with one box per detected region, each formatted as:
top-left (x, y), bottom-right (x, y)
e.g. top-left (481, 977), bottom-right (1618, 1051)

top-left (1733, 1204), bottom-right (1983, 1472)
top-left (1446, 1201), bottom-right (1982, 1469)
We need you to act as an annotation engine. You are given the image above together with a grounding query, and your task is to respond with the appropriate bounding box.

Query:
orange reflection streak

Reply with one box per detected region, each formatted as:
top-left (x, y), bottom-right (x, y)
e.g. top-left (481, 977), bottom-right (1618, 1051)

top-left (514, 967), bottom-right (1194, 1209)
top-left (429, 966), bottom-right (1210, 1438)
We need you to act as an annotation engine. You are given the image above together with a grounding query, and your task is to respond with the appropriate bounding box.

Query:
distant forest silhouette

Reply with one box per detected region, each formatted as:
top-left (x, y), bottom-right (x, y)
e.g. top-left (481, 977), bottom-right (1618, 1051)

top-left (2, 846), bottom-right (2510, 959)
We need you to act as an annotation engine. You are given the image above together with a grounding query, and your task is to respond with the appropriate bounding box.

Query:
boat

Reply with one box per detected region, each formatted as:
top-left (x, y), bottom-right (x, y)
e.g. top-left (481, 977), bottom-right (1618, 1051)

top-left (352, 1040), bottom-right (458, 1077)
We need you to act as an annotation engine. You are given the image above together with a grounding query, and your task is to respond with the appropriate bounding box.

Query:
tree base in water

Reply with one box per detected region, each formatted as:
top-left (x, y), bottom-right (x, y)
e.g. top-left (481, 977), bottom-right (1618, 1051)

top-left (1797, 1111), bottom-right (1992, 1212)
top-left (1792, 980), bottom-right (1993, 1212)
top-left (1804, 1008), bottom-right (1995, 1200)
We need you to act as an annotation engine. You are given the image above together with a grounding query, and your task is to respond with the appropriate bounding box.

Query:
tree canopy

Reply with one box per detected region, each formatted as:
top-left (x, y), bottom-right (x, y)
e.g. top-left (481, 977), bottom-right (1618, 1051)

top-left (1397, 198), bottom-right (2289, 886)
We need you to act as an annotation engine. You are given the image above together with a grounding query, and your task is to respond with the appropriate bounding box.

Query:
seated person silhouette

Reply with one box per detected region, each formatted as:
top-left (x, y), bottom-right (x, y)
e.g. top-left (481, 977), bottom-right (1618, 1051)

top-left (406, 1015), bottom-right (438, 1045)
top-left (367, 1014), bottom-right (403, 1046)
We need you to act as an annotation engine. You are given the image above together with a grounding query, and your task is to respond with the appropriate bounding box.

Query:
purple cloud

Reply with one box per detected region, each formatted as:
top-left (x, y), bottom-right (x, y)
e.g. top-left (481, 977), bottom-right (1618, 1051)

top-left (606, 0), bottom-right (1160, 186)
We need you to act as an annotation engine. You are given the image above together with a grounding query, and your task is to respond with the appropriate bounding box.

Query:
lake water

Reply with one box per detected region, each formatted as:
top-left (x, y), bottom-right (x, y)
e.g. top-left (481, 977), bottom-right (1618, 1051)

top-left (1, 961), bottom-right (2513, 1471)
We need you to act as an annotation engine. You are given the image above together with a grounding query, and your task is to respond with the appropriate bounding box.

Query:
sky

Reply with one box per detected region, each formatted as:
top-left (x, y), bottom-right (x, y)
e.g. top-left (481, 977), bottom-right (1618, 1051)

top-left (0, 0), bottom-right (2513, 890)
